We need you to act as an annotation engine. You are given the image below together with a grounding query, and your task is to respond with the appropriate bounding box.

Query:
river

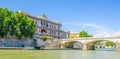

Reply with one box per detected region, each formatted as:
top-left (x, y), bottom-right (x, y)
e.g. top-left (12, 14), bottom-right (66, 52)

top-left (0, 49), bottom-right (120, 59)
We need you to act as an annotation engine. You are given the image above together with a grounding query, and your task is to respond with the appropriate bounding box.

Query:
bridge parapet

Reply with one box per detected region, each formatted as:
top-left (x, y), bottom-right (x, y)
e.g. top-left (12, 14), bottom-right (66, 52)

top-left (58, 37), bottom-right (120, 51)
top-left (61, 37), bottom-right (120, 40)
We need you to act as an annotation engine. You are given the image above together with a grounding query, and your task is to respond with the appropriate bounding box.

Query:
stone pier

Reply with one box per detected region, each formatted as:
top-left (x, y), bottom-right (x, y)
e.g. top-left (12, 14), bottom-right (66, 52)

top-left (116, 42), bottom-right (120, 51)
top-left (82, 44), bottom-right (88, 51)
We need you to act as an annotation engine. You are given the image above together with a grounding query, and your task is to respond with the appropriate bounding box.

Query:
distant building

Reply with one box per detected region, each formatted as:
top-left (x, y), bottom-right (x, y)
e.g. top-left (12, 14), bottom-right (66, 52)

top-left (19, 11), bottom-right (69, 39)
top-left (70, 33), bottom-right (79, 38)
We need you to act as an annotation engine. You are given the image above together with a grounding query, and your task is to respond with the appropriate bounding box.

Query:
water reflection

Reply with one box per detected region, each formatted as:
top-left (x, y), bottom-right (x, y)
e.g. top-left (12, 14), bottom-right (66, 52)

top-left (0, 50), bottom-right (120, 59)
top-left (60, 50), bottom-right (120, 59)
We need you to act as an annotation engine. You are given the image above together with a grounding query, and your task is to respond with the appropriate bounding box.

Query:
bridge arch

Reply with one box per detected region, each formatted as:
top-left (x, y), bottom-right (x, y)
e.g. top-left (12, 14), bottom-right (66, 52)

top-left (86, 39), bottom-right (116, 50)
top-left (60, 37), bottom-right (120, 51)
top-left (63, 41), bottom-right (83, 49)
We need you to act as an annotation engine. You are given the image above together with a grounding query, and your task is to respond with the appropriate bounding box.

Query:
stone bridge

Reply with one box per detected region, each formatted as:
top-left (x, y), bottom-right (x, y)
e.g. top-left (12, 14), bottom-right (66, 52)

top-left (58, 37), bottom-right (120, 51)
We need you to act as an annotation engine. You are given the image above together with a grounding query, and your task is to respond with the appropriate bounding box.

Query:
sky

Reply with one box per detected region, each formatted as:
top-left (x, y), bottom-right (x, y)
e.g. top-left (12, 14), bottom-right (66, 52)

top-left (0, 0), bottom-right (120, 37)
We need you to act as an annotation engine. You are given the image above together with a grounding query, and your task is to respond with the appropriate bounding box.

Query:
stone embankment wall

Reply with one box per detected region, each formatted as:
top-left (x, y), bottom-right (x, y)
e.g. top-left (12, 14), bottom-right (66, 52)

top-left (0, 38), bottom-right (33, 47)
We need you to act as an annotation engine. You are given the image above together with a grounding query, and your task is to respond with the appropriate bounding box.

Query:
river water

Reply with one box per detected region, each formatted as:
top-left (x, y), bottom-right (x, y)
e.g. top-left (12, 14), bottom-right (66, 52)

top-left (0, 49), bottom-right (120, 59)
top-left (39, 50), bottom-right (120, 59)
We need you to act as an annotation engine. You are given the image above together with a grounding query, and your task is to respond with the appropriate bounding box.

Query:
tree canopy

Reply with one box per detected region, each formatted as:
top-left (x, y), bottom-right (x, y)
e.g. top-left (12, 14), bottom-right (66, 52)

top-left (0, 8), bottom-right (36, 39)
top-left (79, 30), bottom-right (93, 37)
top-left (41, 36), bottom-right (52, 41)
top-left (106, 41), bottom-right (115, 46)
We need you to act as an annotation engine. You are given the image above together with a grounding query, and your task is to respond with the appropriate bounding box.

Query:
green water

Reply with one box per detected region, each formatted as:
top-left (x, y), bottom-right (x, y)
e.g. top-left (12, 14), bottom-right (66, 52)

top-left (0, 50), bottom-right (120, 59)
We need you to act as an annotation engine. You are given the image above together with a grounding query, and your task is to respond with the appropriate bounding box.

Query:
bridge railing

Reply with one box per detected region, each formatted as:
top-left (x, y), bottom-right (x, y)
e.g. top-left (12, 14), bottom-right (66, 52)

top-left (60, 37), bottom-right (120, 41)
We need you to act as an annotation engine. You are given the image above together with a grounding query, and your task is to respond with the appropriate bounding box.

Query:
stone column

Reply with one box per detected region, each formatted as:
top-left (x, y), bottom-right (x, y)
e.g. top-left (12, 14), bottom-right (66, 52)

top-left (82, 44), bottom-right (88, 51)
top-left (60, 44), bottom-right (64, 48)
top-left (115, 42), bottom-right (120, 51)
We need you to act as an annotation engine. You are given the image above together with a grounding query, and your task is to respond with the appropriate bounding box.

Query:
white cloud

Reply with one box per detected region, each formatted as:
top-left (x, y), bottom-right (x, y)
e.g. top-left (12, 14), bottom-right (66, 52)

top-left (64, 22), bottom-right (120, 38)
top-left (83, 23), bottom-right (106, 31)
top-left (82, 23), bottom-right (112, 38)
top-left (66, 23), bottom-right (109, 35)
top-left (94, 32), bottom-right (111, 38)
top-left (112, 31), bottom-right (120, 37)
top-left (94, 31), bottom-right (120, 38)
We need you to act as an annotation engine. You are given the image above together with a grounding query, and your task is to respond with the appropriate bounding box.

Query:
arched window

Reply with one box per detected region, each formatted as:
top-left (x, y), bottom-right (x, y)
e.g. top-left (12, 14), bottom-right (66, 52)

top-left (41, 29), bottom-right (47, 33)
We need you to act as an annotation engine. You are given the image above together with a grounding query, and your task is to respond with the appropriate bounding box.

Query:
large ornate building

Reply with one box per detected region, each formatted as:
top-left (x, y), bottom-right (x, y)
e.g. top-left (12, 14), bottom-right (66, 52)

top-left (19, 11), bottom-right (69, 39)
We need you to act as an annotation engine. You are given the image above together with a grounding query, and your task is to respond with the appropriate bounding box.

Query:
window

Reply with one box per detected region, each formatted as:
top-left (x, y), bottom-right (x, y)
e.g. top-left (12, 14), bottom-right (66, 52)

top-left (46, 23), bottom-right (48, 28)
top-left (39, 29), bottom-right (41, 33)
top-left (35, 21), bottom-right (37, 25)
top-left (41, 29), bottom-right (47, 33)
top-left (38, 20), bottom-right (41, 26)
top-left (43, 22), bottom-right (45, 27)
top-left (41, 21), bottom-right (44, 26)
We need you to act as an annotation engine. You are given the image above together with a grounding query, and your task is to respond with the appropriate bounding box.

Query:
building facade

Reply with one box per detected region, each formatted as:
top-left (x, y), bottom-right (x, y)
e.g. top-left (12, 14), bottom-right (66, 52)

top-left (19, 11), bottom-right (69, 39)
top-left (70, 33), bottom-right (79, 38)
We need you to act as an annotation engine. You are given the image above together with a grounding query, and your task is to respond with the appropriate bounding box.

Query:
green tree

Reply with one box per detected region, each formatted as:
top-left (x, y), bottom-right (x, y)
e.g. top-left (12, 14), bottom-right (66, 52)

top-left (106, 41), bottom-right (115, 46)
top-left (41, 36), bottom-right (52, 41)
top-left (79, 30), bottom-right (93, 37)
top-left (96, 42), bottom-right (101, 45)
top-left (14, 12), bottom-right (36, 39)
top-left (0, 8), bottom-right (36, 40)
top-left (8, 14), bottom-right (17, 37)
top-left (41, 36), bottom-right (48, 41)
top-left (27, 19), bottom-right (36, 38)
top-left (15, 12), bottom-right (28, 39)
top-left (0, 8), bottom-right (14, 38)
top-left (87, 35), bottom-right (93, 37)
top-left (79, 30), bottom-right (88, 37)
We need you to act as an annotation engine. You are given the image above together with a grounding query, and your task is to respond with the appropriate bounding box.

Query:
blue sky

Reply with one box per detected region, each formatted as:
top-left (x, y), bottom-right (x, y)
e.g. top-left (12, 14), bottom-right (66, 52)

top-left (0, 0), bottom-right (120, 36)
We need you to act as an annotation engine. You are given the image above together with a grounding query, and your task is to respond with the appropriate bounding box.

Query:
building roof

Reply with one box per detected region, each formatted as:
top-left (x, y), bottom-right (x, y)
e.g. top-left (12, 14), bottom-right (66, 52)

top-left (18, 11), bottom-right (62, 25)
